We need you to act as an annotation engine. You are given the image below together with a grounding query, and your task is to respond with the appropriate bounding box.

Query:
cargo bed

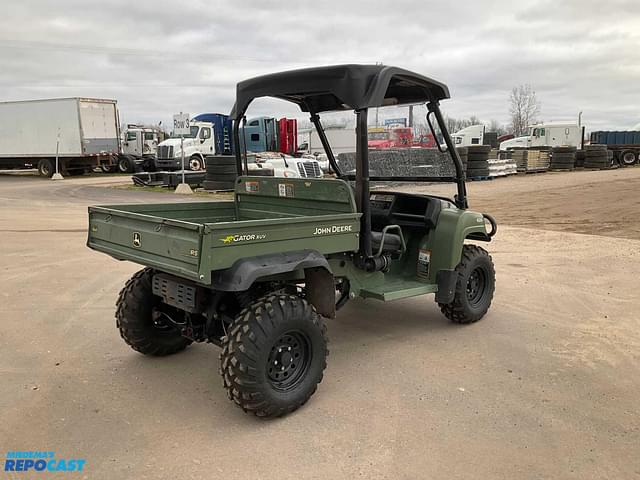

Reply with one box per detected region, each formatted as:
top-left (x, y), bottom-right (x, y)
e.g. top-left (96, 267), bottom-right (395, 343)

top-left (88, 177), bottom-right (360, 284)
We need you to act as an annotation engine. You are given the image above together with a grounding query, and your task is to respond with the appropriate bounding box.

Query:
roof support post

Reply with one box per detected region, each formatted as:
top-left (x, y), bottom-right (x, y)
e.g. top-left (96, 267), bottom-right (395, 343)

top-left (309, 113), bottom-right (341, 176)
top-left (355, 108), bottom-right (372, 258)
top-left (233, 117), bottom-right (244, 175)
top-left (427, 101), bottom-right (468, 209)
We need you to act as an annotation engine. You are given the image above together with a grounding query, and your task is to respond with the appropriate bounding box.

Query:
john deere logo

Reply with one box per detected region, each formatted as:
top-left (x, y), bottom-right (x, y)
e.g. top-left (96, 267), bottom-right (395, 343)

top-left (132, 232), bottom-right (141, 247)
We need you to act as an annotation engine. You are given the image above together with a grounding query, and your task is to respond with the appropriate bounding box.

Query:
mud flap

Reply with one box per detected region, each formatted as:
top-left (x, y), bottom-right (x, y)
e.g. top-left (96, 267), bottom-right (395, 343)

top-left (435, 269), bottom-right (457, 304)
top-left (305, 267), bottom-right (336, 319)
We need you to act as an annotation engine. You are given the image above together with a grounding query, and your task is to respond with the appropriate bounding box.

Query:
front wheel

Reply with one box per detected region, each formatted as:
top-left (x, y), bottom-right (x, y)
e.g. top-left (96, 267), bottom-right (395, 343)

top-left (220, 294), bottom-right (328, 418)
top-left (118, 155), bottom-right (135, 173)
top-left (189, 156), bottom-right (203, 171)
top-left (438, 245), bottom-right (495, 324)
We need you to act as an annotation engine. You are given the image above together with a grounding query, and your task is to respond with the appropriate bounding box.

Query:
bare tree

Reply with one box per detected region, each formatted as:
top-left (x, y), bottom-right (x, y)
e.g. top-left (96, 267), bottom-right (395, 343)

top-left (486, 119), bottom-right (507, 136)
top-left (509, 84), bottom-right (540, 136)
top-left (443, 115), bottom-right (482, 134)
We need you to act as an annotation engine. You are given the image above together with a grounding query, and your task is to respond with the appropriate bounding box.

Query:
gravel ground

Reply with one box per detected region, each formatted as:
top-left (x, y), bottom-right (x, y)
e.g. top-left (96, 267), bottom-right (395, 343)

top-left (1, 169), bottom-right (639, 479)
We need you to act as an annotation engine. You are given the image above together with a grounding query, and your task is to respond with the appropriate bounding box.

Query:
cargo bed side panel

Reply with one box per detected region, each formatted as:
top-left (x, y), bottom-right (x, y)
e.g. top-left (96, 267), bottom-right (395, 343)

top-left (198, 213), bottom-right (360, 284)
top-left (88, 207), bottom-right (203, 281)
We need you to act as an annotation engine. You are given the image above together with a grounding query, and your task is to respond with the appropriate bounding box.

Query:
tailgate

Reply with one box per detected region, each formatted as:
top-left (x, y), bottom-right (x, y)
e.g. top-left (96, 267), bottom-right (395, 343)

top-left (88, 206), bottom-right (204, 282)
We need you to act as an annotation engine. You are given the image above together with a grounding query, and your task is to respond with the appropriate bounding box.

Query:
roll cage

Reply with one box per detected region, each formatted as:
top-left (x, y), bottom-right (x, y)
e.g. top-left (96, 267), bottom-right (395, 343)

top-left (230, 64), bottom-right (468, 259)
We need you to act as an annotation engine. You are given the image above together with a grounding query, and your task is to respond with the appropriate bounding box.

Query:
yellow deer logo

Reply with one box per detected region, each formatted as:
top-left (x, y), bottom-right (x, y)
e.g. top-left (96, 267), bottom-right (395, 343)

top-left (220, 235), bottom-right (235, 244)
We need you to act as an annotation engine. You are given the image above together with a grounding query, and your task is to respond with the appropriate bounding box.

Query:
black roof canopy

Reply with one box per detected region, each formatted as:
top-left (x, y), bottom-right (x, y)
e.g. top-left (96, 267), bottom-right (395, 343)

top-left (230, 64), bottom-right (450, 119)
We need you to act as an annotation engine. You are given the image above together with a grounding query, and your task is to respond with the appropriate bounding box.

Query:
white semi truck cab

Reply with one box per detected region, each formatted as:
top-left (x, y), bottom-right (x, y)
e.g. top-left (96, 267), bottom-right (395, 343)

top-left (451, 124), bottom-right (485, 147)
top-left (500, 122), bottom-right (582, 150)
top-left (155, 121), bottom-right (214, 171)
top-left (114, 125), bottom-right (163, 173)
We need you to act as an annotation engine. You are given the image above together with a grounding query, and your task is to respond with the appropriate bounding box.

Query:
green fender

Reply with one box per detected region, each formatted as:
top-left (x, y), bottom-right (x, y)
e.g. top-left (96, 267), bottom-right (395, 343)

top-left (423, 206), bottom-right (489, 282)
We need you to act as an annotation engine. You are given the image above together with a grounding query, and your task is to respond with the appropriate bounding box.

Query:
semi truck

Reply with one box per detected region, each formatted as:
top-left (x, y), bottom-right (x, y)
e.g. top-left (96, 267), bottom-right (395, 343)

top-left (451, 124), bottom-right (485, 147)
top-left (500, 122), bottom-right (583, 150)
top-left (154, 120), bottom-right (215, 171)
top-left (110, 124), bottom-right (164, 173)
top-left (241, 116), bottom-right (297, 154)
top-left (0, 97), bottom-right (119, 177)
top-left (589, 130), bottom-right (640, 166)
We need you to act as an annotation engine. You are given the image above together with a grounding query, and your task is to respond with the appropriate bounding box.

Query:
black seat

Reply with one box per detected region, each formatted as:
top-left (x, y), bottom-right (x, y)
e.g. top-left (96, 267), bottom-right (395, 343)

top-left (371, 231), bottom-right (403, 253)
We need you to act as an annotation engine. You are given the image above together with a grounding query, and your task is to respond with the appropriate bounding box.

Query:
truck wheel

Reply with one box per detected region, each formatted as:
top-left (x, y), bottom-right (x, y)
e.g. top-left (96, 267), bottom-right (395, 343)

top-left (438, 245), bottom-right (495, 324)
top-left (115, 268), bottom-right (192, 356)
top-left (620, 150), bottom-right (637, 166)
top-left (37, 159), bottom-right (54, 177)
top-left (189, 156), bottom-right (203, 171)
top-left (220, 294), bottom-right (328, 418)
top-left (118, 155), bottom-right (134, 173)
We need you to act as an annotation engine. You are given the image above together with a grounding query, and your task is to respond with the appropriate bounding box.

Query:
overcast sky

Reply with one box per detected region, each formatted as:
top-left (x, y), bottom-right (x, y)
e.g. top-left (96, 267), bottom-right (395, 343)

top-left (1, 0), bottom-right (639, 132)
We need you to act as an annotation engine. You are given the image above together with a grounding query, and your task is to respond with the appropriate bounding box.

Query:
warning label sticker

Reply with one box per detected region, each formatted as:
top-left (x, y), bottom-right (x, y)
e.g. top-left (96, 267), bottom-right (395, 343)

top-left (278, 183), bottom-right (294, 197)
top-left (417, 249), bottom-right (431, 277)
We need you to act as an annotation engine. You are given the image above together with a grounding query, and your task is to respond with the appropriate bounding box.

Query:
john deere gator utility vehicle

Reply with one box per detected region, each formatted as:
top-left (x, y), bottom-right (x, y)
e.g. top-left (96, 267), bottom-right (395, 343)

top-left (87, 65), bottom-right (497, 417)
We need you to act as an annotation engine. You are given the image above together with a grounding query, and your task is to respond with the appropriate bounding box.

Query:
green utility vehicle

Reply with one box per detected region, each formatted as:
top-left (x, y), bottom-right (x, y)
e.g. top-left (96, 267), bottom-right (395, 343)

top-left (88, 65), bottom-right (497, 417)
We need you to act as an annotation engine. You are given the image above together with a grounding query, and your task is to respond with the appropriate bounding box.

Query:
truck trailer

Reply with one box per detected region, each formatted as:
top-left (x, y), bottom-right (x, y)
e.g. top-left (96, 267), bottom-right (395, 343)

top-left (590, 131), bottom-right (640, 166)
top-left (0, 97), bottom-right (119, 177)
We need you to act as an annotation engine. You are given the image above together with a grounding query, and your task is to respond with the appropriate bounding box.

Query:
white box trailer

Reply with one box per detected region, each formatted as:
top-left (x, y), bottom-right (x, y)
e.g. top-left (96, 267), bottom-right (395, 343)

top-left (0, 97), bottom-right (119, 176)
top-left (298, 127), bottom-right (356, 156)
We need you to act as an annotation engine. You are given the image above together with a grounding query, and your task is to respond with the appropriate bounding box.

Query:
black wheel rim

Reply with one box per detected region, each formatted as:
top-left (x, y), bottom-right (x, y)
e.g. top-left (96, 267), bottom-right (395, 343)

top-left (267, 331), bottom-right (311, 391)
top-left (466, 267), bottom-right (488, 307)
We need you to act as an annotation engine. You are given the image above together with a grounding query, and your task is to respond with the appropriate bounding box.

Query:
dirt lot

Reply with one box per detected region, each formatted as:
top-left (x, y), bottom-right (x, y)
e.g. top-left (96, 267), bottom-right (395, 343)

top-left (1, 169), bottom-right (639, 479)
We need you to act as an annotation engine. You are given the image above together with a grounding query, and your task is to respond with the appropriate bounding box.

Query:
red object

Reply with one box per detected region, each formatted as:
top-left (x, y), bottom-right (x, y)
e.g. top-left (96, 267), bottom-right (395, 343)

top-left (412, 133), bottom-right (436, 148)
top-left (278, 118), bottom-right (298, 154)
top-left (389, 127), bottom-right (413, 147)
top-left (369, 127), bottom-right (420, 149)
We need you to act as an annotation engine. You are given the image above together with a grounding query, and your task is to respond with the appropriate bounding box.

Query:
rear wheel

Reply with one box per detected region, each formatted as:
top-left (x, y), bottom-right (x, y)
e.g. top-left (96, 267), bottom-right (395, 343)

top-left (220, 294), bottom-right (328, 417)
top-left (621, 150), bottom-right (637, 166)
top-left (115, 268), bottom-right (192, 356)
top-left (37, 158), bottom-right (54, 177)
top-left (438, 245), bottom-right (495, 324)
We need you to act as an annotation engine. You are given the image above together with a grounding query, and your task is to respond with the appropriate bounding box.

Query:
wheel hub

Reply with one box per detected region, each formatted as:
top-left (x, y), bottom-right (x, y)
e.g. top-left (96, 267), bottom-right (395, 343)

top-left (267, 331), bottom-right (309, 390)
top-left (466, 267), bottom-right (486, 306)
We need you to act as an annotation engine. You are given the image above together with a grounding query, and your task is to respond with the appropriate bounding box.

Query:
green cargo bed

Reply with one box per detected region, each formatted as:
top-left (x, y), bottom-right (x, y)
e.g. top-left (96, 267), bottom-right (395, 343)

top-left (88, 177), bottom-right (360, 284)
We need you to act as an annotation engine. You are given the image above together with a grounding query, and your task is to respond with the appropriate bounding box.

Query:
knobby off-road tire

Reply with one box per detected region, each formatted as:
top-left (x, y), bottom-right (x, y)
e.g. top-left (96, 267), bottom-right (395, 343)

top-left (439, 245), bottom-right (495, 324)
top-left (116, 268), bottom-right (192, 356)
top-left (220, 294), bottom-right (328, 418)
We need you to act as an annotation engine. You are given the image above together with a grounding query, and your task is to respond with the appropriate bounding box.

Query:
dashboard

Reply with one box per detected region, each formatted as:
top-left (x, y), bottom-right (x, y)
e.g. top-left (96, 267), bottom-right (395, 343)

top-left (369, 192), bottom-right (444, 229)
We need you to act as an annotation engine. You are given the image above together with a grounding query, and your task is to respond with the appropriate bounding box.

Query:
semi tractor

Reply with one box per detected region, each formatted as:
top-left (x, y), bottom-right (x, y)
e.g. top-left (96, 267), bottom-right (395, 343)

top-left (241, 116), bottom-right (298, 154)
top-left (451, 124), bottom-right (485, 147)
top-left (0, 97), bottom-right (119, 177)
top-left (500, 122), bottom-right (583, 150)
top-left (590, 130), bottom-right (640, 166)
top-left (154, 120), bottom-right (216, 171)
top-left (110, 124), bottom-right (165, 173)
